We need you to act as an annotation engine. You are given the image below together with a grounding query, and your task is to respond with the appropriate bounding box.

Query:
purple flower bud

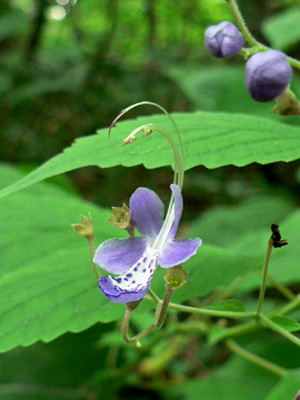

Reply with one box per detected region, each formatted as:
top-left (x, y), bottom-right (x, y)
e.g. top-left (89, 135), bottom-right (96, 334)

top-left (205, 21), bottom-right (244, 58)
top-left (245, 50), bottom-right (292, 102)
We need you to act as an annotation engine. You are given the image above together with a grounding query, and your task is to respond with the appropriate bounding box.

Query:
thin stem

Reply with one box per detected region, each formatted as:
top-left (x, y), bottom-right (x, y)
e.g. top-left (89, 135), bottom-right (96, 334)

top-left (226, 0), bottom-right (266, 48)
top-left (227, 0), bottom-right (300, 70)
top-left (88, 237), bottom-right (100, 279)
top-left (167, 302), bottom-right (256, 319)
top-left (257, 238), bottom-right (273, 317)
top-left (214, 295), bottom-right (300, 342)
top-left (110, 101), bottom-right (185, 188)
top-left (148, 288), bottom-right (161, 304)
top-left (226, 339), bottom-right (287, 377)
top-left (156, 288), bottom-right (174, 328)
top-left (145, 294), bottom-right (256, 319)
top-left (121, 307), bottom-right (155, 344)
top-left (267, 274), bottom-right (295, 301)
top-left (260, 313), bottom-right (300, 348)
top-left (219, 321), bottom-right (258, 341)
top-left (275, 295), bottom-right (300, 317)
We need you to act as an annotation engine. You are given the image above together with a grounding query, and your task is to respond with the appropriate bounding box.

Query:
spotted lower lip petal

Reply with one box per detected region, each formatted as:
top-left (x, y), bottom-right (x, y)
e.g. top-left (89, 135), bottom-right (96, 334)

top-left (98, 248), bottom-right (159, 304)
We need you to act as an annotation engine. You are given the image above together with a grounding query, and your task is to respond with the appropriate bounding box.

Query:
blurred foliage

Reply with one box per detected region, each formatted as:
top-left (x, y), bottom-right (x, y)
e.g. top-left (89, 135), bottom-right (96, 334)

top-left (1, 0), bottom-right (300, 399)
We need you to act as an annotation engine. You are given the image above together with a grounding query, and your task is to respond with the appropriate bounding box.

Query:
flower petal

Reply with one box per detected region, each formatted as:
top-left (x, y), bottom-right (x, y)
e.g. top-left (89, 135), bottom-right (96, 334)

top-left (93, 237), bottom-right (147, 275)
top-left (99, 248), bottom-right (159, 304)
top-left (159, 238), bottom-right (202, 268)
top-left (169, 184), bottom-right (183, 239)
top-left (130, 187), bottom-right (164, 239)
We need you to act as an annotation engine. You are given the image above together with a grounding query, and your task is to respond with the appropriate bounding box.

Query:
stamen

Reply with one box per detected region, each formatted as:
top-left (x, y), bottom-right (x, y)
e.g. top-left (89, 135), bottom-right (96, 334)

top-left (108, 101), bottom-right (185, 190)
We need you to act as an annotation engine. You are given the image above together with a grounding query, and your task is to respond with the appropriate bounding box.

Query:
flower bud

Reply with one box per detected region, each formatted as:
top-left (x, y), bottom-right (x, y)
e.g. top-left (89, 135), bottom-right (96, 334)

top-left (245, 50), bottom-right (292, 103)
top-left (164, 265), bottom-right (188, 291)
top-left (205, 21), bottom-right (244, 58)
top-left (72, 214), bottom-right (95, 240)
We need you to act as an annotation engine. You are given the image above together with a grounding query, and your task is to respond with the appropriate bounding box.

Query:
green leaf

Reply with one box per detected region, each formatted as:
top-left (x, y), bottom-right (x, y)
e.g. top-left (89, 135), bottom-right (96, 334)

top-left (229, 209), bottom-right (300, 289)
top-left (163, 355), bottom-right (278, 400)
top-left (270, 317), bottom-right (300, 333)
top-left (1, 112), bottom-right (300, 198)
top-left (262, 7), bottom-right (300, 50)
top-left (266, 370), bottom-right (300, 400)
top-left (167, 65), bottom-right (272, 116)
top-left (189, 195), bottom-right (300, 293)
top-left (190, 195), bottom-right (295, 248)
top-left (0, 163), bottom-right (124, 353)
top-left (206, 299), bottom-right (245, 312)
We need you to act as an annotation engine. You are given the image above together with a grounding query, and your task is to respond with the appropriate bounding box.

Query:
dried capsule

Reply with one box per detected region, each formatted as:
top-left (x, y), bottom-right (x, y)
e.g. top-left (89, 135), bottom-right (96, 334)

top-left (205, 21), bottom-right (244, 58)
top-left (245, 50), bottom-right (292, 102)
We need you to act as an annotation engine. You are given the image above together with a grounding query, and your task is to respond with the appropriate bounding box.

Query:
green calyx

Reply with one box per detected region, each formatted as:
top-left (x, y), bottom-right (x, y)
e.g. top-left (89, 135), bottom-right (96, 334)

top-left (165, 265), bottom-right (189, 291)
top-left (109, 203), bottom-right (131, 230)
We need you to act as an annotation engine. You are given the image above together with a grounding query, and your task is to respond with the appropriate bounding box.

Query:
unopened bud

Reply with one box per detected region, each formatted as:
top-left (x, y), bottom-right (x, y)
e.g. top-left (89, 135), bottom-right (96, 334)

top-left (245, 50), bottom-right (292, 103)
top-left (165, 265), bottom-right (188, 291)
top-left (205, 21), bottom-right (244, 59)
top-left (72, 214), bottom-right (95, 240)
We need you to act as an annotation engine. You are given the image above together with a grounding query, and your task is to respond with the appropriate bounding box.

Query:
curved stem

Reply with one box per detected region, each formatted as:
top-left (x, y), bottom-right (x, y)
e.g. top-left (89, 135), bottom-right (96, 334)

top-left (226, 339), bottom-right (287, 377)
top-left (121, 307), bottom-right (155, 344)
top-left (227, 0), bottom-right (300, 70)
top-left (148, 288), bottom-right (161, 303)
top-left (109, 101), bottom-right (185, 188)
top-left (226, 0), bottom-right (266, 48)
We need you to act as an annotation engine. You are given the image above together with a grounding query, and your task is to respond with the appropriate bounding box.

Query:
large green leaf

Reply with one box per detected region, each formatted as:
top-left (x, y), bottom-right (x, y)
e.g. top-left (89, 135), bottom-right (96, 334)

top-left (0, 162), bottom-right (269, 352)
top-left (0, 163), bottom-right (124, 353)
top-left (262, 7), bottom-right (300, 50)
top-left (188, 195), bottom-right (300, 295)
top-left (167, 65), bottom-right (272, 116)
top-left (229, 210), bottom-right (300, 287)
top-left (189, 195), bottom-right (295, 248)
top-left (266, 371), bottom-right (300, 400)
top-left (1, 111), bottom-right (300, 199)
top-left (163, 355), bottom-right (278, 400)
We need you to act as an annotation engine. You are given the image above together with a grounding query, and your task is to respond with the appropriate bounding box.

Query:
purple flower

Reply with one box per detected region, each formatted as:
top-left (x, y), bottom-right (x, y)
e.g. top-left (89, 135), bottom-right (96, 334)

top-left (245, 50), bottom-right (292, 102)
top-left (94, 184), bottom-right (202, 304)
top-left (205, 21), bottom-right (244, 58)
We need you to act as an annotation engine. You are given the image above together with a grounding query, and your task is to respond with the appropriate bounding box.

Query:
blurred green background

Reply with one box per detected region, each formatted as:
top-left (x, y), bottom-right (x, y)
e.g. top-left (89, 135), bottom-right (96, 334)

top-left (1, 0), bottom-right (300, 399)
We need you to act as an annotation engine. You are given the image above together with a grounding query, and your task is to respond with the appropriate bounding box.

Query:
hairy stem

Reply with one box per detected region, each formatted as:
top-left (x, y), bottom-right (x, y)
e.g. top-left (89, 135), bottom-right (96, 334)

top-left (226, 0), bottom-right (265, 48)
top-left (226, 0), bottom-right (300, 70)
top-left (121, 307), bottom-right (155, 344)
top-left (156, 288), bottom-right (174, 328)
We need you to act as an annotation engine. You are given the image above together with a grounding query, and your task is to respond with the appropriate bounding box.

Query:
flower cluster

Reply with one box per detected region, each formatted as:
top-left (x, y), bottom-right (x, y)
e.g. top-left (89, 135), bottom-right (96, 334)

top-left (204, 21), bottom-right (293, 104)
